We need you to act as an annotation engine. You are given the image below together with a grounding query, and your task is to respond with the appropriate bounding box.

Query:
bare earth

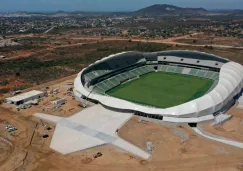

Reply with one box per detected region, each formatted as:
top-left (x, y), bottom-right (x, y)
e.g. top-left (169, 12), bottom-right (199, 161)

top-left (200, 107), bottom-right (243, 142)
top-left (0, 140), bottom-right (12, 165)
top-left (3, 32), bottom-right (243, 60)
top-left (2, 104), bottom-right (243, 171)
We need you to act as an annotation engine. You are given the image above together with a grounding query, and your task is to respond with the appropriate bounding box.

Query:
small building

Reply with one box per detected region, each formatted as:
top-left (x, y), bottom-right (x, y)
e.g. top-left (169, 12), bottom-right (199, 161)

top-left (5, 90), bottom-right (44, 105)
top-left (51, 98), bottom-right (66, 106)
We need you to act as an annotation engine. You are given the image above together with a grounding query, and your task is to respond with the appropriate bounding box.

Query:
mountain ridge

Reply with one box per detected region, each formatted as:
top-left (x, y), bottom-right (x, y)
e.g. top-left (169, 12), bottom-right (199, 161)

top-left (2, 4), bottom-right (243, 16)
top-left (134, 4), bottom-right (208, 15)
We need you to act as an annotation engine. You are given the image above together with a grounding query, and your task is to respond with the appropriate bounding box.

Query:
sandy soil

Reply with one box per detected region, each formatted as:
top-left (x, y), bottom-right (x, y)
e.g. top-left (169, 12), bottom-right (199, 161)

top-left (0, 74), bottom-right (77, 101)
top-left (0, 107), bottom-right (36, 171)
top-left (201, 117), bottom-right (243, 142)
top-left (2, 105), bottom-right (243, 171)
top-left (175, 36), bottom-right (243, 47)
top-left (228, 107), bottom-right (243, 119)
top-left (1, 77), bottom-right (82, 118)
top-left (119, 117), bottom-right (243, 170)
top-left (0, 139), bottom-right (12, 165)
top-left (2, 78), bottom-right (243, 171)
top-left (2, 37), bottom-right (98, 60)
top-left (200, 107), bottom-right (243, 142)
top-left (70, 34), bottom-right (243, 49)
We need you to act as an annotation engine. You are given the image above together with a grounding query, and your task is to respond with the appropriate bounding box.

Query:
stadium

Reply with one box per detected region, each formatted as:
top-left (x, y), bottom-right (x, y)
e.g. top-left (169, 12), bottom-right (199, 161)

top-left (74, 50), bottom-right (243, 124)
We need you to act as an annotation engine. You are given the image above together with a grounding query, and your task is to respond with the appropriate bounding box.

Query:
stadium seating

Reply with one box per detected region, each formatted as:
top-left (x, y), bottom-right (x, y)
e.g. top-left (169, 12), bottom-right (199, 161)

top-left (174, 66), bottom-right (184, 74)
top-left (188, 69), bottom-right (199, 76)
top-left (204, 71), bottom-right (215, 79)
top-left (156, 65), bottom-right (220, 80)
top-left (158, 65), bottom-right (168, 71)
top-left (197, 70), bottom-right (207, 77)
top-left (211, 72), bottom-right (220, 80)
top-left (166, 66), bottom-right (177, 73)
top-left (85, 69), bottom-right (111, 81)
top-left (92, 65), bottom-right (156, 94)
top-left (92, 64), bottom-right (220, 95)
top-left (92, 87), bottom-right (104, 94)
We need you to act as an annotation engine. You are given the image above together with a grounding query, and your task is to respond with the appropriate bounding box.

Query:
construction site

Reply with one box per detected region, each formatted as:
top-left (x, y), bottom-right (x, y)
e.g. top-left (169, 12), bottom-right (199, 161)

top-left (0, 73), bottom-right (243, 171)
top-left (2, 2), bottom-right (243, 169)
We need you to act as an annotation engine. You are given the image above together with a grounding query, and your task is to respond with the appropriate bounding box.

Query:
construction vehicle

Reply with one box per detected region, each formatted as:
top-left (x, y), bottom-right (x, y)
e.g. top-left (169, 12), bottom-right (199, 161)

top-left (44, 125), bottom-right (51, 130)
top-left (93, 152), bottom-right (102, 158)
top-left (6, 125), bottom-right (17, 132)
top-left (52, 88), bottom-right (59, 94)
top-left (42, 133), bottom-right (49, 138)
top-left (78, 103), bottom-right (87, 108)
top-left (67, 87), bottom-right (73, 91)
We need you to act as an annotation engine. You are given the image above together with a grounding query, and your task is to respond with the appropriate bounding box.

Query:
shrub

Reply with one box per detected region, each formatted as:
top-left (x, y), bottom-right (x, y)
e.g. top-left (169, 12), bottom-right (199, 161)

top-left (0, 88), bottom-right (10, 94)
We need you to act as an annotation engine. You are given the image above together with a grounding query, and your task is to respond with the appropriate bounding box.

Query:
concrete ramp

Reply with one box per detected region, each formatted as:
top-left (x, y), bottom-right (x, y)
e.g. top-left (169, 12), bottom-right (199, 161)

top-left (34, 105), bottom-right (150, 159)
top-left (192, 126), bottom-right (243, 149)
top-left (34, 113), bottom-right (63, 123)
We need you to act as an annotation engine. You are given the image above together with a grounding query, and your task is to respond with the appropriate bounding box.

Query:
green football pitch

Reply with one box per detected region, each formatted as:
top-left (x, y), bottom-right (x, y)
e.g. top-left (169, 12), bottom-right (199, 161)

top-left (106, 72), bottom-right (214, 108)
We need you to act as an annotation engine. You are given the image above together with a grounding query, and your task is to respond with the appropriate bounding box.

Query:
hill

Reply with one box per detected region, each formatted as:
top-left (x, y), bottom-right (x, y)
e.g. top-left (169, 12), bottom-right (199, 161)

top-left (134, 4), bottom-right (208, 15)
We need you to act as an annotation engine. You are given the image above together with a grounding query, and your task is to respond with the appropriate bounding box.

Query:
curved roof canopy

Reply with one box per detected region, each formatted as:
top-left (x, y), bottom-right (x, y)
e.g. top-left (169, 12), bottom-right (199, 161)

top-left (74, 51), bottom-right (243, 122)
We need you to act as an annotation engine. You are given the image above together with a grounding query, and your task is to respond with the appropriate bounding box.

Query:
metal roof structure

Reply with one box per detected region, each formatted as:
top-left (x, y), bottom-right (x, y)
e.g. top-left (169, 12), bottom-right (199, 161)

top-left (6, 90), bottom-right (44, 103)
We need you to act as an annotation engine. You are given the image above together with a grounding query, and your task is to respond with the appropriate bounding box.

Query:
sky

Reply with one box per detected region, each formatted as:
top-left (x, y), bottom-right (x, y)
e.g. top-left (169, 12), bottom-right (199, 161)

top-left (1, 0), bottom-right (243, 12)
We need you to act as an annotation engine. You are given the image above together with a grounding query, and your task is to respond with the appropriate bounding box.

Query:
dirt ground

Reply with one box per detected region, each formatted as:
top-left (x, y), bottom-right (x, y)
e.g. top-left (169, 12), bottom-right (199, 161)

top-left (228, 107), bottom-right (243, 119)
top-left (2, 102), bottom-right (243, 171)
top-left (0, 139), bottom-right (12, 164)
top-left (118, 117), bottom-right (243, 171)
top-left (1, 77), bottom-right (243, 170)
top-left (1, 77), bottom-right (83, 118)
top-left (200, 107), bottom-right (243, 142)
top-left (3, 32), bottom-right (243, 60)
top-left (0, 107), bottom-right (36, 171)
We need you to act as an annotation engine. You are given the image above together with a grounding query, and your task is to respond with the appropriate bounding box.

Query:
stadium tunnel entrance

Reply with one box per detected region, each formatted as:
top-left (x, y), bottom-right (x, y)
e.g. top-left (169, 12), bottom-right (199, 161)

top-left (100, 104), bottom-right (164, 120)
top-left (188, 123), bottom-right (197, 127)
top-left (135, 111), bottom-right (163, 120)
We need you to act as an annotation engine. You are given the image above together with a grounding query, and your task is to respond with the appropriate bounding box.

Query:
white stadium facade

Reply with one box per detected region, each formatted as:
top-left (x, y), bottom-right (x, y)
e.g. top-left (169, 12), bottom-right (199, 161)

top-left (74, 50), bottom-right (243, 124)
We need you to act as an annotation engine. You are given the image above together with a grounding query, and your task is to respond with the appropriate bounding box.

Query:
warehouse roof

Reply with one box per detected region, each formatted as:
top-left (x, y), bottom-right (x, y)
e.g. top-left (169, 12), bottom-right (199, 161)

top-left (6, 90), bottom-right (44, 102)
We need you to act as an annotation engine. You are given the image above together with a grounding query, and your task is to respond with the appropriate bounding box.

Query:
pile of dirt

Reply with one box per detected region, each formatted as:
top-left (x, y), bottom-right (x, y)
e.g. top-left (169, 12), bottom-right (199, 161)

top-left (81, 158), bottom-right (92, 164)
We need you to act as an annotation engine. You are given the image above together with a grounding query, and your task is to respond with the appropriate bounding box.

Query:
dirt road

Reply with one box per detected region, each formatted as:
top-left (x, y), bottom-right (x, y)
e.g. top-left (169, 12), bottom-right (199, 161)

top-left (5, 33), bottom-right (243, 60)
top-left (0, 107), bottom-right (36, 171)
top-left (73, 35), bottom-right (243, 49)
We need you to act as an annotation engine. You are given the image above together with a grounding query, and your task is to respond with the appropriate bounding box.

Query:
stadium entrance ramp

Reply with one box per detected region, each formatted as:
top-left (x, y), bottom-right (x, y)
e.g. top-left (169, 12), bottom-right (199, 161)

top-left (34, 104), bottom-right (150, 159)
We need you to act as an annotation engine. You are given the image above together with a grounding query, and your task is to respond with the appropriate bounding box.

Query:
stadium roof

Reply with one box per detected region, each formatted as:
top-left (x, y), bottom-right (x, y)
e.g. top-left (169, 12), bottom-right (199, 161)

top-left (74, 51), bottom-right (243, 123)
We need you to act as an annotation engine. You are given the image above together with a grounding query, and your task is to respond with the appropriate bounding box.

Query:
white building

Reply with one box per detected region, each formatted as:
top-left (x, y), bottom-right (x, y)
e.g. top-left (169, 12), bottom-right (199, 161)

top-left (5, 90), bottom-right (44, 105)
